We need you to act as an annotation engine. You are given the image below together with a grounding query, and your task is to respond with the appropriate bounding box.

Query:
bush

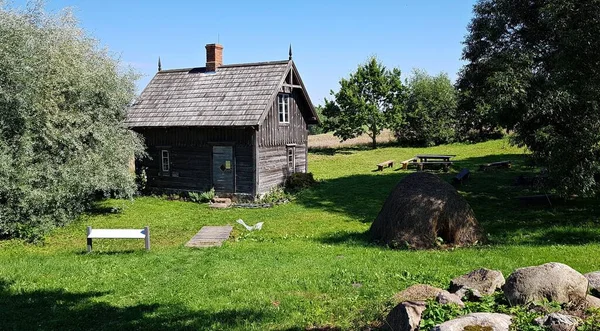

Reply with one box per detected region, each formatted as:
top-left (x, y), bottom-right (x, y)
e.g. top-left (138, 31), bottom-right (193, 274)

top-left (187, 188), bottom-right (215, 203)
top-left (199, 188), bottom-right (215, 202)
top-left (0, 3), bottom-right (144, 241)
top-left (285, 172), bottom-right (317, 192)
top-left (258, 187), bottom-right (291, 204)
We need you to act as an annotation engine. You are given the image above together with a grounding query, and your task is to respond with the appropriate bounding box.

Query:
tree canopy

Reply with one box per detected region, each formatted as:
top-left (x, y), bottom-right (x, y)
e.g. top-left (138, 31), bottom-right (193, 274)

top-left (0, 2), bottom-right (145, 240)
top-left (323, 57), bottom-right (404, 148)
top-left (395, 69), bottom-right (457, 146)
top-left (458, 0), bottom-right (600, 196)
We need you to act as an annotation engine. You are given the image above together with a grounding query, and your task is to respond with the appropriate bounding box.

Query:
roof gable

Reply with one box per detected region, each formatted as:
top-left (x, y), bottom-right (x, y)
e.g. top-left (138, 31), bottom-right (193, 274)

top-left (126, 60), bottom-right (317, 128)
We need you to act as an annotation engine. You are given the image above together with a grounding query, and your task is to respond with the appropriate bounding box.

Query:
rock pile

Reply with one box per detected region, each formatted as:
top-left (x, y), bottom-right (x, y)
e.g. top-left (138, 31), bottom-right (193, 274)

top-left (384, 262), bottom-right (600, 331)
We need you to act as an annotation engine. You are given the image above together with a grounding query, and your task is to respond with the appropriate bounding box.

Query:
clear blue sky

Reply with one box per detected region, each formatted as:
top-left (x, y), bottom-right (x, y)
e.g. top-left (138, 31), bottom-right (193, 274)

top-left (14, 0), bottom-right (477, 106)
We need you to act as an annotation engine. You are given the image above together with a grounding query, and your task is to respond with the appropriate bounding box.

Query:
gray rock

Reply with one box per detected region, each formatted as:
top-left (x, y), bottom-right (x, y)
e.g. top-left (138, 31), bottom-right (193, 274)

top-left (449, 268), bottom-right (505, 296)
top-left (383, 301), bottom-right (426, 331)
top-left (436, 290), bottom-right (465, 308)
top-left (584, 271), bottom-right (600, 297)
top-left (534, 313), bottom-right (580, 331)
top-left (432, 312), bottom-right (512, 331)
top-left (393, 284), bottom-right (444, 303)
top-left (503, 262), bottom-right (588, 305)
top-left (586, 294), bottom-right (600, 308)
top-left (454, 287), bottom-right (483, 299)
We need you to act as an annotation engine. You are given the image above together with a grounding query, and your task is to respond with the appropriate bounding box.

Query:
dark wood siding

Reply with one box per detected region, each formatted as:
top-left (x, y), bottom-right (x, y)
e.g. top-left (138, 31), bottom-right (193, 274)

top-left (257, 90), bottom-right (308, 147)
top-left (135, 127), bottom-right (254, 194)
top-left (256, 90), bottom-right (309, 195)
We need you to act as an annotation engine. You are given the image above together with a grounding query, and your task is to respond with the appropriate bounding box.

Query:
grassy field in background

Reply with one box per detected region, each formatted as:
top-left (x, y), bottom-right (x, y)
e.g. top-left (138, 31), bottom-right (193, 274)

top-left (307, 130), bottom-right (395, 149)
top-left (2, 139), bottom-right (600, 330)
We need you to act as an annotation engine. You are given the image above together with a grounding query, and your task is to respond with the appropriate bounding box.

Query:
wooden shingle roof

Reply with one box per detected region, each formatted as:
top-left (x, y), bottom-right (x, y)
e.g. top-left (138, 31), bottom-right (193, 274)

top-left (127, 60), bottom-right (299, 127)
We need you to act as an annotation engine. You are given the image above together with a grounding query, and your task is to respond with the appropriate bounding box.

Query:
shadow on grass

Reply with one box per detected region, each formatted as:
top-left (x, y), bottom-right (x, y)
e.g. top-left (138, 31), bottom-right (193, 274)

top-left (0, 278), bottom-right (274, 330)
top-left (302, 151), bottom-right (600, 247)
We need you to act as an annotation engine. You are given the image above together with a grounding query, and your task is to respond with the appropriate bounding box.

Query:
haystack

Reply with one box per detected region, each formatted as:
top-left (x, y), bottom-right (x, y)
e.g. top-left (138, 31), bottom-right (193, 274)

top-left (370, 172), bottom-right (483, 249)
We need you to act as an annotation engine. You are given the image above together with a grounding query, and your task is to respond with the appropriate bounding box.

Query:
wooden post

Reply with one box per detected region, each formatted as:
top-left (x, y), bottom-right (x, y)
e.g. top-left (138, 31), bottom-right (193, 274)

top-left (144, 226), bottom-right (150, 251)
top-left (86, 226), bottom-right (93, 253)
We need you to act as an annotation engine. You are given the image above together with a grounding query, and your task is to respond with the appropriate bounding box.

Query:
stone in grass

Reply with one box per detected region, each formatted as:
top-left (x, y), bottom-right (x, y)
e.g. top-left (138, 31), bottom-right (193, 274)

top-left (382, 301), bottom-right (426, 331)
top-left (503, 262), bottom-right (588, 306)
top-left (449, 268), bottom-right (505, 297)
top-left (585, 294), bottom-right (600, 308)
top-left (393, 284), bottom-right (444, 304)
top-left (534, 313), bottom-right (581, 331)
top-left (436, 291), bottom-right (465, 308)
top-left (432, 312), bottom-right (512, 331)
top-left (584, 271), bottom-right (600, 297)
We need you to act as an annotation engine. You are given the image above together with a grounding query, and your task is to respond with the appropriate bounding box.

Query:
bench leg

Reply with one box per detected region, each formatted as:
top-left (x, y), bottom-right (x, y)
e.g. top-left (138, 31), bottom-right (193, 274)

top-left (144, 226), bottom-right (150, 251)
top-left (86, 226), bottom-right (92, 253)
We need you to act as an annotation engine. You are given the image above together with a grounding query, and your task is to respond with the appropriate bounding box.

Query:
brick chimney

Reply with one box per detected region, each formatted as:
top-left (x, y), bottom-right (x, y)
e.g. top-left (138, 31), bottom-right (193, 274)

top-left (205, 43), bottom-right (223, 72)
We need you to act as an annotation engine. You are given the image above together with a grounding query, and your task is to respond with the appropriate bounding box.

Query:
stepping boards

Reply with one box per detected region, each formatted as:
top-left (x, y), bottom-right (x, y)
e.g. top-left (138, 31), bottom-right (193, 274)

top-left (185, 225), bottom-right (233, 248)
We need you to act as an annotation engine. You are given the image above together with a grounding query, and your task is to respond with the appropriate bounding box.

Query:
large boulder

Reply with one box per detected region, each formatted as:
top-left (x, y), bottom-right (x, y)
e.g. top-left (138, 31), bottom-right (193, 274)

top-left (449, 268), bottom-right (505, 297)
top-left (432, 312), bottom-right (512, 331)
top-left (503, 262), bottom-right (588, 305)
top-left (584, 271), bottom-right (600, 297)
top-left (383, 301), bottom-right (426, 331)
top-left (370, 172), bottom-right (483, 249)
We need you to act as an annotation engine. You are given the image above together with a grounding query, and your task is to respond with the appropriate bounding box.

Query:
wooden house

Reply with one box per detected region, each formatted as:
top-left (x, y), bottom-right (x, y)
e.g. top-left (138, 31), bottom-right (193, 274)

top-left (126, 44), bottom-right (318, 197)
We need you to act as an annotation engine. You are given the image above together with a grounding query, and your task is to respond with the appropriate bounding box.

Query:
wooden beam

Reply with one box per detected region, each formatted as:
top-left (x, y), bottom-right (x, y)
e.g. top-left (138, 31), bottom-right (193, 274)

top-left (282, 83), bottom-right (302, 89)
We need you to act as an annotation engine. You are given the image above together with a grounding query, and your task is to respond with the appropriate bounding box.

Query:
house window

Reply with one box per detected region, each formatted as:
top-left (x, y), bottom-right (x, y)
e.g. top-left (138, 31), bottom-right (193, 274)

top-left (287, 147), bottom-right (295, 173)
top-left (161, 150), bottom-right (170, 172)
top-left (278, 94), bottom-right (290, 123)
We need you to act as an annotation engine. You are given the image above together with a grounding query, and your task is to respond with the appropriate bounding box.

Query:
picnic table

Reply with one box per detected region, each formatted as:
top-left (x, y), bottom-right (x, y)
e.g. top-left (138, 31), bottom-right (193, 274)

top-left (415, 154), bottom-right (456, 162)
top-left (413, 154), bottom-right (456, 171)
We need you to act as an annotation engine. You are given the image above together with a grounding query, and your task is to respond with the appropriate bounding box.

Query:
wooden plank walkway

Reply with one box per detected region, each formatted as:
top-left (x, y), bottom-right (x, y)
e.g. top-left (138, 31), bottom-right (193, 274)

top-left (185, 225), bottom-right (233, 248)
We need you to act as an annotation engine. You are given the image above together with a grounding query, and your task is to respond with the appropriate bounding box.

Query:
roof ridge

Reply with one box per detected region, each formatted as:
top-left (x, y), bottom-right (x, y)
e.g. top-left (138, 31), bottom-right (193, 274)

top-left (157, 60), bottom-right (290, 74)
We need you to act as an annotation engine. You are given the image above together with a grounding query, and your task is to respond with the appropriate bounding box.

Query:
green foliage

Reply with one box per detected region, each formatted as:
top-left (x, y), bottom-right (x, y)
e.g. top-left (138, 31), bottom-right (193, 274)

top-left (323, 57), bottom-right (405, 149)
top-left (308, 105), bottom-right (327, 135)
top-left (419, 300), bottom-right (465, 329)
top-left (395, 69), bottom-right (458, 146)
top-left (0, 2), bottom-right (144, 240)
top-left (199, 187), bottom-right (216, 202)
top-left (258, 186), bottom-right (291, 204)
top-left (458, 0), bottom-right (600, 196)
top-left (187, 188), bottom-right (215, 203)
top-left (285, 172), bottom-right (317, 192)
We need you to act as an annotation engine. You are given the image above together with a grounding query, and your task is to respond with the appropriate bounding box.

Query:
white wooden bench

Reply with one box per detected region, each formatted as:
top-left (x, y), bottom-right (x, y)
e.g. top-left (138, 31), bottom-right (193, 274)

top-left (86, 226), bottom-right (150, 252)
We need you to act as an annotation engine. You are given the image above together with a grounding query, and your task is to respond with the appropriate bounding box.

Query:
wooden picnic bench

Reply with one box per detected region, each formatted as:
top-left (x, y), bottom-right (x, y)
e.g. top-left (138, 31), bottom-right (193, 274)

top-left (376, 160), bottom-right (394, 171)
top-left (479, 161), bottom-right (511, 171)
top-left (401, 158), bottom-right (418, 169)
top-left (414, 161), bottom-right (453, 172)
top-left (415, 154), bottom-right (456, 163)
top-left (86, 226), bottom-right (150, 252)
top-left (452, 168), bottom-right (470, 185)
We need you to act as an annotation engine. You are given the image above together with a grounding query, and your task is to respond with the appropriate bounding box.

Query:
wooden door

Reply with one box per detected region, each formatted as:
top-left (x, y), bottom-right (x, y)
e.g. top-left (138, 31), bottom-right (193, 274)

top-left (212, 146), bottom-right (234, 193)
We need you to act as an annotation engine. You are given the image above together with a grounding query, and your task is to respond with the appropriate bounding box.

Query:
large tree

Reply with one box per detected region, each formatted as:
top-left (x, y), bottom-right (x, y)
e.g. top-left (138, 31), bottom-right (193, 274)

top-left (395, 69), bottom-right (457, 147)
top-left (323, 57), bottom-right (404, 149)
top-left (0, 2), bottom-right (145, 240)
top-left (458, 0), bottom-right (600, 196)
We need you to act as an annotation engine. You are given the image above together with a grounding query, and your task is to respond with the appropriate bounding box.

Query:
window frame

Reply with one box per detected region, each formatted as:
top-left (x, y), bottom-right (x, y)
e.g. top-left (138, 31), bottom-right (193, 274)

top-left (161, 150), bottom-right (170, 173)
top-left (278, 93), bottom-right (290, 124)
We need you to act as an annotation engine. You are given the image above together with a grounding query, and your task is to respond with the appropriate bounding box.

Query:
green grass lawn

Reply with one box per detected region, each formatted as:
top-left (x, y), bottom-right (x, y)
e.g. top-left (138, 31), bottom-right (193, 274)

top-left (2, 139), bottom-right (600, 330)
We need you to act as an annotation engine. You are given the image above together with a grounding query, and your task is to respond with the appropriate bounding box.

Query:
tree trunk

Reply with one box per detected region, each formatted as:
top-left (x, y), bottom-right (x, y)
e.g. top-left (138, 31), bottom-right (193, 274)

top-left (370, 121), bottom-right (378, 149)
